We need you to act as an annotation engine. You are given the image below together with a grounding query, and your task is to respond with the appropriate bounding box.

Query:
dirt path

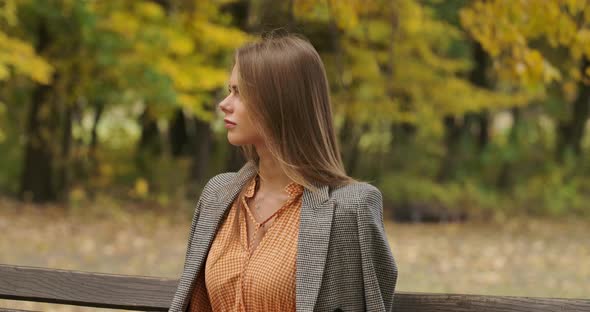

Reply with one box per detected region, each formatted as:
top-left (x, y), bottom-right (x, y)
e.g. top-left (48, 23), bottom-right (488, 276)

top-left (386, 217), bottom-right (590, 298)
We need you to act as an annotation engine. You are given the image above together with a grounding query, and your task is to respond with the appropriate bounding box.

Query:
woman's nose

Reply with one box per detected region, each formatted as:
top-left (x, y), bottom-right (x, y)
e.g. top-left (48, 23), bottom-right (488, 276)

top-left (218, 96), bottom-right (232, 114)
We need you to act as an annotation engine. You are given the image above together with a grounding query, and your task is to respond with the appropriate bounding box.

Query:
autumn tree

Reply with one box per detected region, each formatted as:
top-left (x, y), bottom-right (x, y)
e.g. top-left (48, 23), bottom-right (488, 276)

top-left (461, 0), bottom-right (590, 161)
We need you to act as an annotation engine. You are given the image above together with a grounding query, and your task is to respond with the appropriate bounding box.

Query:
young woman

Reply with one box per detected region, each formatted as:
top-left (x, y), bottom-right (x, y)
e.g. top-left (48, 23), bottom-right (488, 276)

top-left (168, 33), bottom-right (398, 312)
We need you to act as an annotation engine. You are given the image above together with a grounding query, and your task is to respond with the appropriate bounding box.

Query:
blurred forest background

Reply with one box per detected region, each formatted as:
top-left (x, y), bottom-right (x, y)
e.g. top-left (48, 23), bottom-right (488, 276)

top-left (1, 0), bottom-right (590, 310)
top-left (2, 0), bottom-right (590, 219)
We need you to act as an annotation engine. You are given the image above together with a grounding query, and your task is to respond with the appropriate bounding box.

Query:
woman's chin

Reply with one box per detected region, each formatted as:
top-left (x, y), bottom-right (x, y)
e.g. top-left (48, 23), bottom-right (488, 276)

top-left (227, 131), bottom-right (260, 146)
top-left (227, 134), bottom-right (247, 146)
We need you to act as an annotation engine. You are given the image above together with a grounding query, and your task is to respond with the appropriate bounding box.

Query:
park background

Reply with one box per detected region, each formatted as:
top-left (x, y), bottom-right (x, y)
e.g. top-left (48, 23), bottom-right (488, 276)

top-left (1, 0), bottom-right (589, 311)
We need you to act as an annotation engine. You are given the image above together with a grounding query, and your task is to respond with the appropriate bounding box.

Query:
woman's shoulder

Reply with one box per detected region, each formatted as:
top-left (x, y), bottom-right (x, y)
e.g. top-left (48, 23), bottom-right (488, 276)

top-left (207, 171), bottom-right (237, 186)
top-left (330, 181), bottom-right (382, 202)
top-left (329, 182), bottom-right (382, 214)
top-left (201, 172), bottom-right (238, 195)
top-left (330, 182), bottom-right (385, 232)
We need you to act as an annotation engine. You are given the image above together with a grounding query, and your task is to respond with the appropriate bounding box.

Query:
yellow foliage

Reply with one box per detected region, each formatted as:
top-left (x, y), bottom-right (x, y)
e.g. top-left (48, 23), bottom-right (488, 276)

top-left (565, 0), bottom-right (586, 14)
top-left (461, 0), bottom-right (590, 90)
top-left (295, 0), bottom-right (532, 139)
top-left (576, 29), bottom-right (590, 57)
top-left (0, 1), bottom-right (54, 84)
top-left (134, 2), bottom-right (165, 20)
top-left (0, 100), bottom-right (4, 143)
top-left (562, 80), bottom-right (578, 103)
top-left (179, 93), bottom-right (214, 121)
top-left (0, 35), bottom-right (53, 83)
top-left (328, 0), bottom-right (360, 30)
top-left (0, 0), bottom-right (17, 26)
top-left (168, 32), bottom-right (194, 56)
top-left (193, 21), bottom-right (251, 51)
top-left (68, 186), bottom-right (87, 203)
top-left (89, 0), bottom-right (250, 122)
top-left (103, 11), bottom-right (139, 37)
top-left (134, 178), bottom-right (149, 197)
top-left (0, 63), bottom-right (7, 80)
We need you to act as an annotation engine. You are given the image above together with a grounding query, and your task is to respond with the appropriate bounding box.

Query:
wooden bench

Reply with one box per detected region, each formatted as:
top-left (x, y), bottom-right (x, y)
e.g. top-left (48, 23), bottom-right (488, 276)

top-left (1, 264), bottom-right (589, 311)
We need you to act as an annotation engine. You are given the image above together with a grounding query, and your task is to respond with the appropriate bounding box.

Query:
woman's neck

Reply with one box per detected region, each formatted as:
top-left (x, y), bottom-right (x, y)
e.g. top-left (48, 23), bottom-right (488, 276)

top-left (255, 144), bottom-right (294, 195)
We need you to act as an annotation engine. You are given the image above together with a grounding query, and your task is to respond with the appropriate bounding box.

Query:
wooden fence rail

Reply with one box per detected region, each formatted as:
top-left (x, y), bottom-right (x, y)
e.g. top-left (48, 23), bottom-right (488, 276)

top-left (1, 264), bottom-right (589, 312)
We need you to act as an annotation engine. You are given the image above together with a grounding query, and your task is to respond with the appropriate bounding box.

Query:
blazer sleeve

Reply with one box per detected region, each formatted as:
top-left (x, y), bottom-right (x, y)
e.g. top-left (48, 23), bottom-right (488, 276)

top-left (168, 180), bottom-right (211, 312)
top-left (357, 185), bottom-right (398, 312)
top-left (181, 193), bottom-right (203, 272)
top-left (183, 174), bottom-right (222, 272)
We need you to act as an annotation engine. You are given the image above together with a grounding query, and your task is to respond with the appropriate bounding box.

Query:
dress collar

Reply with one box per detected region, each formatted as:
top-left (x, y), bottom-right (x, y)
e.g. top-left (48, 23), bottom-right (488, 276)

top-left (244, 174), bottom-right (304, 199)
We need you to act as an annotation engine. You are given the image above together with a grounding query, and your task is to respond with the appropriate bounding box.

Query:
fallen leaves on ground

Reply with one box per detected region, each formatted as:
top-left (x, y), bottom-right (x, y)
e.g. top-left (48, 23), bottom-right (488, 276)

top-left (0, 196), bottom-right (588, 311)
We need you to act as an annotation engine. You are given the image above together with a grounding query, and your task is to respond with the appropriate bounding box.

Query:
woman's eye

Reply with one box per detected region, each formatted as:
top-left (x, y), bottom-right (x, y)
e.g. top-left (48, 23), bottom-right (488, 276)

top-left (227, 87), bottom-right (239, 96)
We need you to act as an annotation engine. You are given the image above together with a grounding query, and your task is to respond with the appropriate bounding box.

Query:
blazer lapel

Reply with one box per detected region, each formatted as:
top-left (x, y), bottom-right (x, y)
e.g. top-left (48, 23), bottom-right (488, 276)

top-left (296, 183), bottom-right (335, 312)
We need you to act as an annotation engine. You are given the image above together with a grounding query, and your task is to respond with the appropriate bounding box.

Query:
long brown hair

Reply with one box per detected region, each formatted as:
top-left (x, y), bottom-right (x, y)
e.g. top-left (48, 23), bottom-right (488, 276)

top-left (234, 32), bottom-right (358, 193)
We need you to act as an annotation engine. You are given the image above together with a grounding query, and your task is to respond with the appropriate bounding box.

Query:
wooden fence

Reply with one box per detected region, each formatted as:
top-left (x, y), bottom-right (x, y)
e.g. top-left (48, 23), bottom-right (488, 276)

top-left (1, 264), bottom-right (589, 311)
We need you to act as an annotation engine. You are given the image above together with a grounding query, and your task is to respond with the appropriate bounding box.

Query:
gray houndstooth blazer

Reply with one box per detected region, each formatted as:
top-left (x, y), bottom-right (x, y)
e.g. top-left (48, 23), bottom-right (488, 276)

top-left (168, 161), bottom-right (398, 312)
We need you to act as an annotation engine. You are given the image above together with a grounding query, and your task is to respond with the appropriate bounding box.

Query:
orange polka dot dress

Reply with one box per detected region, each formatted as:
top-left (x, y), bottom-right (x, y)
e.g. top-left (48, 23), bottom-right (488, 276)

top-left (188, 174), bottom-right (304, 312)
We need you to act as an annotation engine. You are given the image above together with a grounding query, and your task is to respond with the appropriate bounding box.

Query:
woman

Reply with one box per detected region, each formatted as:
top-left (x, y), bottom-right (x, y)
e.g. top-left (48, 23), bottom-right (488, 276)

top-left (168, 33), bottom-right (398, 312)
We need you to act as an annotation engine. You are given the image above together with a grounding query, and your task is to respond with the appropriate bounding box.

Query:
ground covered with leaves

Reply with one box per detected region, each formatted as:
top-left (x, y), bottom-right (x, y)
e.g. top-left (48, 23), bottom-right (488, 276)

top-left (1, 196), bottom-right (588, 311)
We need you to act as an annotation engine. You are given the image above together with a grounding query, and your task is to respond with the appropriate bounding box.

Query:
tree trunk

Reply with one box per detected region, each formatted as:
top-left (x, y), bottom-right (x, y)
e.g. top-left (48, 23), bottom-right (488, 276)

top-left (338, 117), bottom-right (362, 177)
top-left (19, 19), bottom-right (57, 203)
top-left (169, 108), bottom-right (189, 157)
top-left (220, 0), bottom-right (250, 30)
top-left (55, 102), bottom-right (73, 200)
top-left (496, 107), bottom-right (521, 189)
top-left (467, 42), bottom-right (491, 152)
top-left (136, 106), bottom-right (162, 174)
top-left (462, 110), bottom-right (490, 152)
top-left (249, 0), bottom-right (294, 32)
top-left (438, 42), bottom-right (492, 182)
top-left (189, 116), bottom-right (213, 182)
top-left (138, 107), bottom-right (162, 155)
top-left (19, 82), bottom-right (57, 202)
top-left (556, 57), bottom-right (590, 161)
top-left (89, 100), bottom-right (104, 171)
top-left (226, 146), bottom-right (245, 172)
top-left (477, 111), bottom-right (490, 150)
top-left (437, 115), bottom-right (463, 182)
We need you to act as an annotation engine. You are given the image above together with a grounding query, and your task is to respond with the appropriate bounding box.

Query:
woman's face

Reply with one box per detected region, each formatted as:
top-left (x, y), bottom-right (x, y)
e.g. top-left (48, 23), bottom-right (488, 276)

top-left (218, 65), bottom-right (262, 146)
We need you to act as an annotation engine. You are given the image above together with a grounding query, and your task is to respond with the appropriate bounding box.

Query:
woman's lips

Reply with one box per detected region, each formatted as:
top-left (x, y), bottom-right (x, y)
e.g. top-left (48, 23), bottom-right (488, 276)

top-left (224, 119), bottom-right (236, 128)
